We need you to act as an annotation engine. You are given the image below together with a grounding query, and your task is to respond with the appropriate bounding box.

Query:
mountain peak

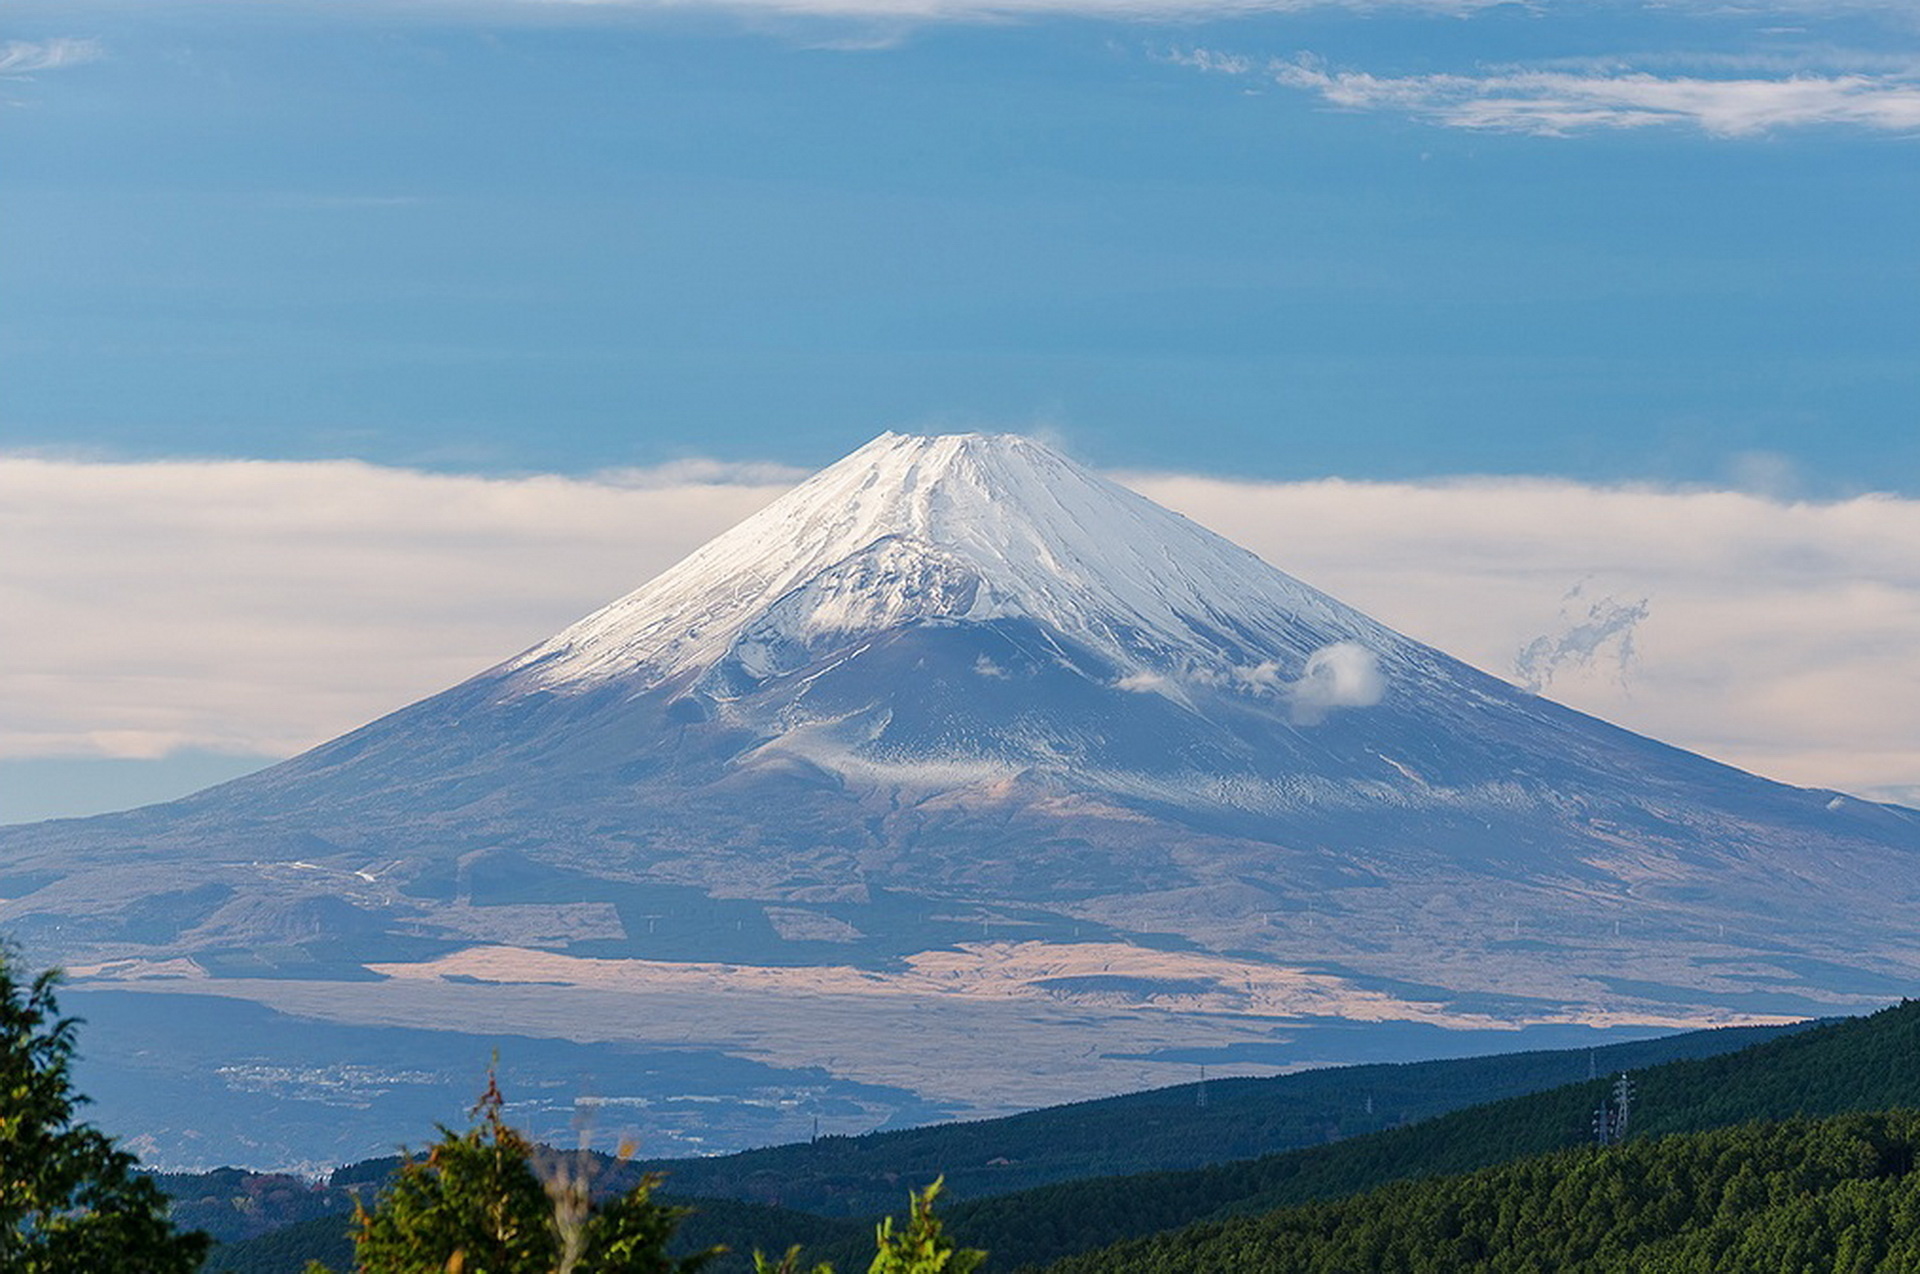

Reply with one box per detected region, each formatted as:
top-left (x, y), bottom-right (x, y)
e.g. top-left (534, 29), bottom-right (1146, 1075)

top-left (15, 431), bottom-right (1919, 1174)
top-left (501, 432), bottom-right (1403, 700)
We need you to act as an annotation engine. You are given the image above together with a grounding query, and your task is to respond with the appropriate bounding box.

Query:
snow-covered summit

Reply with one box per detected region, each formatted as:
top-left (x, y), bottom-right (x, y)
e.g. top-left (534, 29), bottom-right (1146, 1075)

top-left (502, 432), bottom-right (1411, 698)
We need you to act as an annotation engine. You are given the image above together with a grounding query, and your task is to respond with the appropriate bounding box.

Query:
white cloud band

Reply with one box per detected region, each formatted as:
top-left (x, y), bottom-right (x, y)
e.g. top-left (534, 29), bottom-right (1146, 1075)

top-left (3, 456), bottom-right (1917, 800)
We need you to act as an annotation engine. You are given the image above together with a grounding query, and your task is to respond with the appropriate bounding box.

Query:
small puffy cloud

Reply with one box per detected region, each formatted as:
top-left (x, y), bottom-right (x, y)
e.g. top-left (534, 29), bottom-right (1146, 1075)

top-left (1115, 670), bottom-right (1178, 699)
top-left (1176, 47), bottom-right (1920, 137)
top-left (1193, 646), bottom-right (1385, 722)
top-left (1289, 642), bottom-right (1387, 725)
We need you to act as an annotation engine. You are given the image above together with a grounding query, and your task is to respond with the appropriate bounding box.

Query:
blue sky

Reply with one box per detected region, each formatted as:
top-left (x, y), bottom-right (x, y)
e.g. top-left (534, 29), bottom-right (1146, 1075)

top-left (4, 0), bottom-right (1920, 821)
top-left (5, 0), bottom-right (1917, 491)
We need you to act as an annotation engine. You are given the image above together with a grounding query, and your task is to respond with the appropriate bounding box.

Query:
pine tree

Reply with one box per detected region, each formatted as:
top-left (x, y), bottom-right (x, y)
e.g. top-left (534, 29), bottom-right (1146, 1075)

top-left (867, 1180), bottom-right (985, 1274)
top-left (0, 951), bottom-right (209, 1273)
top-left (753, 1179), bottom-right (985, 1274)
top-left (321, 1074), bottom-right (716, 1274)
top-left (323, 1075), bottom-right (987, 1274)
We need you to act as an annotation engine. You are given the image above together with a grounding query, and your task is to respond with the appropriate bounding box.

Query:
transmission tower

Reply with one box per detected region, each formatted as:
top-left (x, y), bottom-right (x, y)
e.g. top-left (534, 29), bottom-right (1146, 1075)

top-left (1591, 1071), bottom-right (1634, 1145)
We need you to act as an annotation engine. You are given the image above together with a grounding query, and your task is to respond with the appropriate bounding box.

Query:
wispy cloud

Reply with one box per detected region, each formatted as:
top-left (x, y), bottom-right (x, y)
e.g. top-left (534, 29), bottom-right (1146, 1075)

top-left (593, 457), bottom-right (811, 489)
top-left (4, 457), bottom-right (1919, 799)
top-left (1173, 47), bottom-right (1920, 136)
top-left (0, 39), bottom-right (104, 76)
top-left (4, 0), bottom-right (1900, 27)
top-left (525, 0), bottom-right (1502, 20)
top-left (289, 0), bottom-right (1920, 19)
top-left (1514, 583), bottom-right (1650, 694)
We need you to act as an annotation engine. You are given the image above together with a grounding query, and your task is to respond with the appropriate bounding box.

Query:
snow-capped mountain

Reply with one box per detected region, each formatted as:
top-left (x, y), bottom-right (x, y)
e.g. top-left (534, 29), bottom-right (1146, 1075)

top-left (504, 431), bottom-right (1410, 696)
top-left (474, 430), bottom-right (1440, 800)
top-left (5, 432), bottom-right (1918, 1163)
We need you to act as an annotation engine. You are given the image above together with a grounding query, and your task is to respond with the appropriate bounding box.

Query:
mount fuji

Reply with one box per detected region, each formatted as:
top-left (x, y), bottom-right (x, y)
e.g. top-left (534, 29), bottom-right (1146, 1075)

top-left (7, 432), bottom-right (1919, 1166)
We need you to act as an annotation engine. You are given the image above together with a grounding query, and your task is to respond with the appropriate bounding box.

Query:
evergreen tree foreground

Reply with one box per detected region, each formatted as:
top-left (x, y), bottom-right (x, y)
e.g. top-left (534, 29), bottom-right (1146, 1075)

top-left (0, 951), bottom-right (209, 1272)
top-left (311, 1076), bottom-right (984, 1274)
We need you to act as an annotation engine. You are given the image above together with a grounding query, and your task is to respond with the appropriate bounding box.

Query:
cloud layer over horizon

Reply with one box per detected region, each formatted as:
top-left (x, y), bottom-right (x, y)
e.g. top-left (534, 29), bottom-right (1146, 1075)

top-left (4, 453), bottom-right (1916, 805)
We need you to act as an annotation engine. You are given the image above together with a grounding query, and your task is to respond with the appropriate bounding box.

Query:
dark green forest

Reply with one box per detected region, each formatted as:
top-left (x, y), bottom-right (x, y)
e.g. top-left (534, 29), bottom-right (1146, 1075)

top-left (618, 1019), bottom-right (1800, 1216)
top-left (1046, 1111), bottom-right (1920, 1273)
top-left (934, 998), bottom-right (1920, 1267)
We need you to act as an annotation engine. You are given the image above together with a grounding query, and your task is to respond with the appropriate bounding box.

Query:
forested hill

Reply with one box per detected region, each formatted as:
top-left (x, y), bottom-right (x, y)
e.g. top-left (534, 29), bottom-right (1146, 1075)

top-left (1046, 1111), bottom-right (1920, 1273)
top-left (195, 1001), bottom-right (1920, 1272)
top-left (615, 1020), bottom-right (1799, 1215)
top-left (927, 998), bottom-right (1920, 1269)
top-left (189, 1019), bottom-right (1797, 1272)
top-left (193, 1016), bottom-right (1800, 1241)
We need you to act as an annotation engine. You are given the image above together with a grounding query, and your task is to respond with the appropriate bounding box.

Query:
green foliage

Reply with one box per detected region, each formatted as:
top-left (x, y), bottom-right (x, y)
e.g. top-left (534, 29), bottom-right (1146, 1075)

top-left (155, 1166), bottom-right (360, 1245)
top-left (303, 1083), bottom-right (985, 1274)
top-left (0, 951), bottom-right (209, 1273)
top-left (315, 1075), bottom-right (718, 1274)
top-left (752, 1244), bottom-right (834, 1274)
top-left (1045, 1111), bottom-right (1920, 1273)
top-left (668, 1198), bottom-right (862, 1273)
top-left (868, 1181), bottom-right (984, 1274)
top-left (748, 1180), bottom-right (983, 1274)
top-left (204, 1196), bottom-right (867, 1274)
top-left (202, 1211), bottom-right (357, 1274)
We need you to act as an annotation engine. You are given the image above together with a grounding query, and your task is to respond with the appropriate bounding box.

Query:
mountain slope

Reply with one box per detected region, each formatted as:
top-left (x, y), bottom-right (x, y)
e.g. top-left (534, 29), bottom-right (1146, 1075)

top-left (4, 432), bottom-right (1917, 1164)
